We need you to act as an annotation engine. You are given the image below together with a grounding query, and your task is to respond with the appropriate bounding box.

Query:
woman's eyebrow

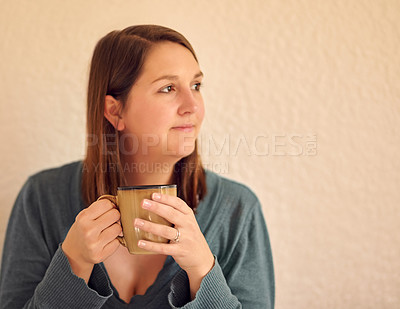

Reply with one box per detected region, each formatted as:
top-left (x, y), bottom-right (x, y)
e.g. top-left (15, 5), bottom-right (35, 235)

top-left (151, 71), bottom-right (203, 84)
top-left (193, 71), bottom-right (204, 79)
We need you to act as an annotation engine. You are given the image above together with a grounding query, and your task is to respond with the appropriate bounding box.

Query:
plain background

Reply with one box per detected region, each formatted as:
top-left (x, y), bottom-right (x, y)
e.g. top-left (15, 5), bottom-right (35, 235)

top-left (1, 0), bottom-right (399, 308)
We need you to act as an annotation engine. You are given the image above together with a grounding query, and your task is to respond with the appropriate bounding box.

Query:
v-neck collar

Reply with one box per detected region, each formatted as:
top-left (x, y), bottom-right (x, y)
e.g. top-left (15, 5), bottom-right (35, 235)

top-left (99, 255), bottom-right (180, 306)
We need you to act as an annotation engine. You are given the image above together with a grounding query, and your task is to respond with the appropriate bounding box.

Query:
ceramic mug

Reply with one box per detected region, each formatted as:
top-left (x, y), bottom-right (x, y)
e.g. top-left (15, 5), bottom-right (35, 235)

top-left (97, 184), bottom-right (177, 254)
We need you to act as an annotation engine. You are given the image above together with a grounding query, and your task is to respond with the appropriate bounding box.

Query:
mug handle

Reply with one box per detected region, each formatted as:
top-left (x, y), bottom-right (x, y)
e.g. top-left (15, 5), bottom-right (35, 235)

top-left (97, 195), bottom-right (127, 248)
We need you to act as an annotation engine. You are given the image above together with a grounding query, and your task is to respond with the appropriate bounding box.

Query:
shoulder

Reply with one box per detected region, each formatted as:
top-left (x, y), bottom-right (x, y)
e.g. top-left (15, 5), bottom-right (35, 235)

top-left (18, 161), bottom-right (83, 211)
top-left (205, 169), bottom-right (259, 203)
top-left (25, 161), bottom-right (82, 193)
top-left (15, 161), bottom-right (83, 223)
top-left (28, 161), bottom-right (82, 186)
top-left (202, 169), bottom-right (261, 218)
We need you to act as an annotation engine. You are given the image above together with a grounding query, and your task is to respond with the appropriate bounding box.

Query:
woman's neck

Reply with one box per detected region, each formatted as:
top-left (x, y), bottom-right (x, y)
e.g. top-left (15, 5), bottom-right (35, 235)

top-left (121, 158), bottom-right (176, 186)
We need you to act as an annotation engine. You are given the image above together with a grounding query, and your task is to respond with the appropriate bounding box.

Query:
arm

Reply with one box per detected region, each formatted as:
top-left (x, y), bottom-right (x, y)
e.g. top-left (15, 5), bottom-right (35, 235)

top-left (0, 177), bottom-right (113, 308)
top-left (168, 201), bottom-right (275, 309)
top-left (135, 192), bottom-right (274, 308)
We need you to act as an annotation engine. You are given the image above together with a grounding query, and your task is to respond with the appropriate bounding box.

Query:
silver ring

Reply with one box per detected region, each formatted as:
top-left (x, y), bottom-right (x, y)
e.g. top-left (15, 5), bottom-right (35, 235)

top-left (173, 228), bottom-right (180, 243)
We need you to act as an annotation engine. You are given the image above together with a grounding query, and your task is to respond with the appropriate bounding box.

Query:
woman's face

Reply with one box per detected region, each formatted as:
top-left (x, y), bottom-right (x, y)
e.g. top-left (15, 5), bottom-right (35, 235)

top-left (119, 41), bottom-right (205, 163)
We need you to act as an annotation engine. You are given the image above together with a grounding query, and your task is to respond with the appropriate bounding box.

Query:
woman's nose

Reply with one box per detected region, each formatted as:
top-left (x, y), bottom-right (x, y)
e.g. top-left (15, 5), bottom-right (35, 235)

top-left (177, 89), bottom-right (199, 115)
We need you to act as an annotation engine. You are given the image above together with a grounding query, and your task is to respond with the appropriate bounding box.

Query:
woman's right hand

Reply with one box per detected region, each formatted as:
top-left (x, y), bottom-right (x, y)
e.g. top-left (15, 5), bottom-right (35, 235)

top-left (61, 199), bottom-right (122, 283)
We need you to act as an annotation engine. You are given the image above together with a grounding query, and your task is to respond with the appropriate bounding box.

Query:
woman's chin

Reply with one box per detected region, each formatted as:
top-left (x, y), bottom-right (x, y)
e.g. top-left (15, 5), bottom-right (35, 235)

top-left (163, 140), bottom-right (196, 157)
top-left (169, 146), bottom-right (196, 161)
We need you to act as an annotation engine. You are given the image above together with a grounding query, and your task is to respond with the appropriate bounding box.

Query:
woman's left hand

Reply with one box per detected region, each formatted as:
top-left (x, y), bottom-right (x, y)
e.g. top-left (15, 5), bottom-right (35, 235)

top-left (133, 193), bottom-right (215, 297)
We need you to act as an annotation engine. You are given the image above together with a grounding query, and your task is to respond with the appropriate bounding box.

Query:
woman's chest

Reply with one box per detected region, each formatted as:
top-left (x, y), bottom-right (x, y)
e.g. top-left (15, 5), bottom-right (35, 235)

top-left (103, 248), bottom-right (167, 303)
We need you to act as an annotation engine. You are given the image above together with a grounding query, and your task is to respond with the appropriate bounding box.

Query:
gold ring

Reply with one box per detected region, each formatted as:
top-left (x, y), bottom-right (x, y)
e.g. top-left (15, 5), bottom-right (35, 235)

top-left (173, 228), bottom-right (180, 243)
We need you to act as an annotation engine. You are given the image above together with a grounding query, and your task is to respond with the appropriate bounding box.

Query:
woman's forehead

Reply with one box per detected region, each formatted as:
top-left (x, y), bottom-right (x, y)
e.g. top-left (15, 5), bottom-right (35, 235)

top-left (139, 42), bottom-right (200, 81)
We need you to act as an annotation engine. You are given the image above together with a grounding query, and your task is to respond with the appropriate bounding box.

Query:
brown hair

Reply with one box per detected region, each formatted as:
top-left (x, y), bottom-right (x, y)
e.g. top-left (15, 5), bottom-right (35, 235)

top-left (82, 25), bottom-right (207, 210)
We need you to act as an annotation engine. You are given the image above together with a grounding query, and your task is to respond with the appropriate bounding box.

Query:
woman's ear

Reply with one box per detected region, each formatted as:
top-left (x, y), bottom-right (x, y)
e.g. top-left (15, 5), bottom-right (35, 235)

top-left (104, 95), bottom-right (125, 131)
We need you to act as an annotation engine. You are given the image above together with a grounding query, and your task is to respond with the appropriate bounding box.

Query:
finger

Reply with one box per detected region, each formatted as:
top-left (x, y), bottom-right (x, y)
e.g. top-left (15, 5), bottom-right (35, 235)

top-left (142, 199), bottom-right (183, 225)
top-left (99, 222), bottom-right (122, 245)
top-left (87, 199), bottom-right (117, 220)
top-left (134, 218), bottom-right (177, 241)
top-left (117, 220), bottom-right (123, 236)
top-left (96, 208), bottom-right (121, 232)
top-left (151, 193), bottom-right (191, 214)
top-left (137, 240), bottom-right (178, 256)
top-left (102, 238), bottom-right (120, 259)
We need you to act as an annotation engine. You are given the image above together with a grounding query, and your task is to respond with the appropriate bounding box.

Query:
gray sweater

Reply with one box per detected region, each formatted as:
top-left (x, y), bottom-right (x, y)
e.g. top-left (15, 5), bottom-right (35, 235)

top-left (0, 161), bottom-right (274, 308)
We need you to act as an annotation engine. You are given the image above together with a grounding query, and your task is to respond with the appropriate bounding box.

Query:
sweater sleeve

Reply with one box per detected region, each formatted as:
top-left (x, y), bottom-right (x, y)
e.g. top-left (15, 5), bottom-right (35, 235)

top-left (168, 257), bottom-right (241, 308)
top-left (0, 177), bottom-right (113, 309)
top-left (168, 200), bottom-right (275, 309)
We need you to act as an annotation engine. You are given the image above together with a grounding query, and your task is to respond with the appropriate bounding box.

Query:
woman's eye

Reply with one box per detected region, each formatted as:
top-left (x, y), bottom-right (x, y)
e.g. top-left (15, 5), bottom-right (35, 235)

top-left (192, 83), bottom-right (202, 91)
top-left (160, 85), bottom-right (174, 93)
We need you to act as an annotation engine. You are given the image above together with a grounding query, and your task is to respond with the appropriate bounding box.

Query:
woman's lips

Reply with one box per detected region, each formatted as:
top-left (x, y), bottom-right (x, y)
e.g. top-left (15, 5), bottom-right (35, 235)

top-left (171, 124), bottom-right (195, 133)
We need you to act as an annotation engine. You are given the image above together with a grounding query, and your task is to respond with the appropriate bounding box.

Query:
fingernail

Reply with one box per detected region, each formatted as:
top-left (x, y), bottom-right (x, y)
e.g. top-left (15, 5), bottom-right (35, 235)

top-left (142, 199), bottom-right (151, 209)
top-left (152, 193), bottom-right (161, 200)
top-left (134, 219), bottom-right (144, 227)
top-left (138, 240), bottom-right (146, 247)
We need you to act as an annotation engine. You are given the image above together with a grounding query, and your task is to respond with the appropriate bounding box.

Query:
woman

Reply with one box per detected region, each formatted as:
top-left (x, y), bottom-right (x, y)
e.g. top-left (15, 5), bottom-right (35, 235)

top-left (0, 25), bottom-right (274, 308)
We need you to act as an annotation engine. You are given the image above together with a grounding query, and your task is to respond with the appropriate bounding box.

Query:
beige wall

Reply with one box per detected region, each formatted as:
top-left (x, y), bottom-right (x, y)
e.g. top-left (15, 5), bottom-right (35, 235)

top-left (1, 0), bottom-right (399, 308)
